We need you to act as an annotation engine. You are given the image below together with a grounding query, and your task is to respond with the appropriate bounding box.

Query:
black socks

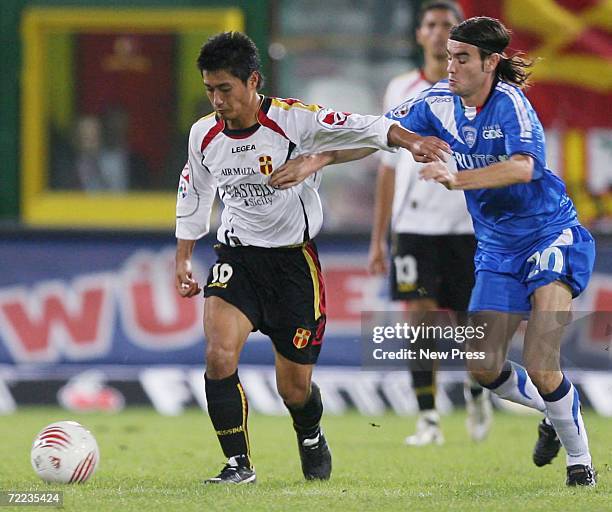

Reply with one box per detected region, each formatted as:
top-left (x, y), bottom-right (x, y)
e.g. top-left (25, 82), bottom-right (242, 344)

top-left (205, 371), bottom-right (251, 467)
top-left (285, 382), bottom-right (323, 438)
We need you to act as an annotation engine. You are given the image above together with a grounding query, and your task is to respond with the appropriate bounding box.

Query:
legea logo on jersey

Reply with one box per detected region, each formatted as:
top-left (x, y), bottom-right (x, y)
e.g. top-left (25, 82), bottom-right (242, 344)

top-left (482, 126), bottom-right (504, 140)
top-left (462, 126), bottom-right (477, 148)
top-left (259, 155), bottom-right (273, 175)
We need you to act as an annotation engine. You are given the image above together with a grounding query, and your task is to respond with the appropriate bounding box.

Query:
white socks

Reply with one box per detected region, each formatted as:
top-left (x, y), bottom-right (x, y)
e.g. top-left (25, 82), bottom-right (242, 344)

top-left (485, 361), bottom-right (546, 412)
top-left (542, 376), bottom-right (591, 466)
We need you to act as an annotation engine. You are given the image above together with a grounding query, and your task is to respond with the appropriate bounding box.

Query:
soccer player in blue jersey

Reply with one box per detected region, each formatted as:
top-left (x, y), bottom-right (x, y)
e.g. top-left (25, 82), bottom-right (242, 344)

top-left (406, 17), bottom-right (596, 487)
top-left (271, 16), bottom-right (597, 487)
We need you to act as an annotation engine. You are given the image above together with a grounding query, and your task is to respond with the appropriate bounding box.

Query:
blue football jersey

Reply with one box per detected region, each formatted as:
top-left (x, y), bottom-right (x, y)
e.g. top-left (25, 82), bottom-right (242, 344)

top-left (386, 80), bottom-right (579, 252)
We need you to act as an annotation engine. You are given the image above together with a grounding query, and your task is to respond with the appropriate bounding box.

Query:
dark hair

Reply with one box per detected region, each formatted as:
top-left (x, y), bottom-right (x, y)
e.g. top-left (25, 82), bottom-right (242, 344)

top-left (450, 17), bottom-right (533, 88)
top-left (197, 31), bottom-right (265, 90)
top-left (417, 0), bottom-right (464, 27)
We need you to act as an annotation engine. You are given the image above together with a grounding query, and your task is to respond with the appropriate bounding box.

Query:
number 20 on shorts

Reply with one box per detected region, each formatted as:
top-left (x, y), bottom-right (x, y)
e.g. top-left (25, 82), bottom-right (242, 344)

top-left (526, 246), bottom-right (564, 279)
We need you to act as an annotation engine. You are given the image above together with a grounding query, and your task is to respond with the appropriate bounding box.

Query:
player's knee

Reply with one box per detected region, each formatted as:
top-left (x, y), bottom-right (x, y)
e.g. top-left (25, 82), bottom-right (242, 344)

top-left (205, 343), bottom-right (239, 379)
top-left (277, 379), bottom-right (310, 407)
top-left (466, 354), bottom-right (504, 384)
top-left (409, 298), bottom-right (438, 313)
top-left (468, 366), bottom-right (505, 387)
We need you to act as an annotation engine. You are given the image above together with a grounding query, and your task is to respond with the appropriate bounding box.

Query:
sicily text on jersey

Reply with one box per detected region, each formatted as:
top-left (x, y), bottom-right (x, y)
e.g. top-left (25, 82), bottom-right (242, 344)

top-left (176, 96), bottom-right (396, 247)
top-left (386, 80), bottom-right (579, 253)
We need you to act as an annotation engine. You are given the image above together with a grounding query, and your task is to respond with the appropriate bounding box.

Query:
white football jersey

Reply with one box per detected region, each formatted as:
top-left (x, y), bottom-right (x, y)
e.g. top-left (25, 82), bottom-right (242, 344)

top-left (382, 70), bottom-right (473, 235)
top-left (176, 96), bottom-right (397, 247)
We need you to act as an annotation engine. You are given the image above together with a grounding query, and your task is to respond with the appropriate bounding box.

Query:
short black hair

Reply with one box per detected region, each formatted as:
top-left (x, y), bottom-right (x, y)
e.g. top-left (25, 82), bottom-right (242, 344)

top-left (416, 0), bottom-right (464, 27)
top-left (197, 31), bottom-right (264, 90)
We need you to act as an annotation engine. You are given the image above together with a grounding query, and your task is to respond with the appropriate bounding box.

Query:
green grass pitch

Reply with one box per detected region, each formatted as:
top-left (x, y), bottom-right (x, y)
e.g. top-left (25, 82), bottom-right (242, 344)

top-left (1, 407), bottom-right (609, 511)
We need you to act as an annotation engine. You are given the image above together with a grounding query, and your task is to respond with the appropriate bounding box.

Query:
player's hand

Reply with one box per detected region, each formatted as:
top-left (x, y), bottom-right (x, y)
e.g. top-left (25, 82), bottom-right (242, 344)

top-left (409, 136), bottom-right (451, 163)
top-left (419, 162), bottom-right (458, 190)
top-left (176, 259), bottom-right (201, 297)
top-left (368, 242), bottom-right (389, 275)
top-left (269, 155), bottom-right (322, 189)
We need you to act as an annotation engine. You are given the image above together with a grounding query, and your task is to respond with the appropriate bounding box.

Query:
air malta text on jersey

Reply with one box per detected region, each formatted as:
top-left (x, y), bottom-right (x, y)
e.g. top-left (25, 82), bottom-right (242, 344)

top-left (386, 80), bottom-right (578, 252)
top-left (176, 96), bottom-right (397, 248)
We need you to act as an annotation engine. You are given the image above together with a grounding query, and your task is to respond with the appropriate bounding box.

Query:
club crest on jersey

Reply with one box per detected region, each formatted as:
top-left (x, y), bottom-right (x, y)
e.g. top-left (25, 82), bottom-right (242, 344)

top-left (258, 155), bottom-right (273, 175)
top-left (462, 126), bottom-right (477, 148)
top-left (178, 163), bottom-right (190, 198)
top-left (392, 100), bottom-right (411, 118)
top-left (322, 111), bottom-right (350, 127)
top-left (293, 328), bottom-right (311, 349)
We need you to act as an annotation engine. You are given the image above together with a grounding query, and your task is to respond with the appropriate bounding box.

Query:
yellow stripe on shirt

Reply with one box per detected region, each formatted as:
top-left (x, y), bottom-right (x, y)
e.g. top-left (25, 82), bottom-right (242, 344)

top-left (271, 98), bottom-right (320, 112)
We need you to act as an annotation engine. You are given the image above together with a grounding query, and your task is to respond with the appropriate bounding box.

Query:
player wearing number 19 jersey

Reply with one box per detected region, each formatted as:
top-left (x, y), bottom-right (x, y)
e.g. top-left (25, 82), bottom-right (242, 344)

top-left (387, 17), bottom-right (596, 486)
top-left (174, 31), bottom-right (450, 485)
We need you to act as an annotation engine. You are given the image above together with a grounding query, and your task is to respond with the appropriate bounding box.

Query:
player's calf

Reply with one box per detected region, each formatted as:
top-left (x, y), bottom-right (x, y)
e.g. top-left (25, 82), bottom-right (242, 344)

top-left (285, 382), bottom-right (332, 480)
top-left (477, 361), bottom-right (546, 412)
top-left (539, 375), bottom-right (593, 479)
top-left (204, 372), bottom-right (253, 475)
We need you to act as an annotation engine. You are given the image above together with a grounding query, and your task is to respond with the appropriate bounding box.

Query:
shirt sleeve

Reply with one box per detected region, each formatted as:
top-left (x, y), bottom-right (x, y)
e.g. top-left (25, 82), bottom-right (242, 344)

top-left (499, 93), bottom-right (547, 180)
top-left (175, 125), bottom-right (217, 240)
top-left (283, 105), bottom-right (399, 154)
top-left (379, 81), bottom-right (401, 168)
top-left (385, 96), bottom-right (437, 137)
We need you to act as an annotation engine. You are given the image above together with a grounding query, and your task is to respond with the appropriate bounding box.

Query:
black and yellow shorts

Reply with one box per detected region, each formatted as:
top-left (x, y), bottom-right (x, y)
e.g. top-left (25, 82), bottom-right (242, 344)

top-left (203, 240), bottom-right (326, 365)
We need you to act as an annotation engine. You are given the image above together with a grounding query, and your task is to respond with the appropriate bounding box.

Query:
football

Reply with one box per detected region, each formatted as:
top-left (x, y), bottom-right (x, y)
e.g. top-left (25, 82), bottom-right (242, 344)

top-left (30, 421), bottom-right (99, 484)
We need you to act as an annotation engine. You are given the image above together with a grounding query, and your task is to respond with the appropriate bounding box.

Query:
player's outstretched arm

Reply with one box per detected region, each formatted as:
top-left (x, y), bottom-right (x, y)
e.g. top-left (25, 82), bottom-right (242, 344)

top-left (387, 124), bottom-right (451, 163)
top-left (269, 148), bottom-right (377, 189)
top-left (176, 239), bottom-right (201, 297)
top-left (269, 124), bottom-right (451, 190)
top-left (420, 154), bottom-right (534, 190)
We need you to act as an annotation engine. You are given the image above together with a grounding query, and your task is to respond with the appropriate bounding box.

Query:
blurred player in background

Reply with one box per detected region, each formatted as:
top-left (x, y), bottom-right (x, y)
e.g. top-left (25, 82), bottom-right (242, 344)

top-left (175, 31), bottom-right (450, 484)
top-left (369, 0), bottom-right (491, 447)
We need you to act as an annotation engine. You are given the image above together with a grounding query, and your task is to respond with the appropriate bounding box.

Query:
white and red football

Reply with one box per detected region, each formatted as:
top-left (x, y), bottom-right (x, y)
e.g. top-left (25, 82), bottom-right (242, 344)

top-left (30, 421), bottom-right (99, 483)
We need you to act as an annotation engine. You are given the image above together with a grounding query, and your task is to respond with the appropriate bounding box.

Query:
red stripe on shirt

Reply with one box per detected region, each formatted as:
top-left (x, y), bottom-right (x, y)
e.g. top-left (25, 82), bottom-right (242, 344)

top-left (257, 109), bottom-right (289, 140)
top-left (200, 117), bottom-right (224, 152)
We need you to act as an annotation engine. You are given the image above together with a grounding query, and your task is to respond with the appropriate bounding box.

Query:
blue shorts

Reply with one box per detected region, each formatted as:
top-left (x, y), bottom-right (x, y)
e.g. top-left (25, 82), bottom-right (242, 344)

top-left (469, 226), bottom-right (595, 313)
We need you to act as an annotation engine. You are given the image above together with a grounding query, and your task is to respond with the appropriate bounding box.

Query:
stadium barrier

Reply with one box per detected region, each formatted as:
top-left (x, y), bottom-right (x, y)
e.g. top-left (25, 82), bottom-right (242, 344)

top-left (0, 231), bottom-right (610, 415)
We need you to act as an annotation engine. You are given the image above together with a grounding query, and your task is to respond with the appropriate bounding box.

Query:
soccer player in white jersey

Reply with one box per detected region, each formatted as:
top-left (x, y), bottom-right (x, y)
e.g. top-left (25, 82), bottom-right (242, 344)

top-left (369, 0), bottom-right (491, 447)
top-left (174, 31), bottom-right (450, 484)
